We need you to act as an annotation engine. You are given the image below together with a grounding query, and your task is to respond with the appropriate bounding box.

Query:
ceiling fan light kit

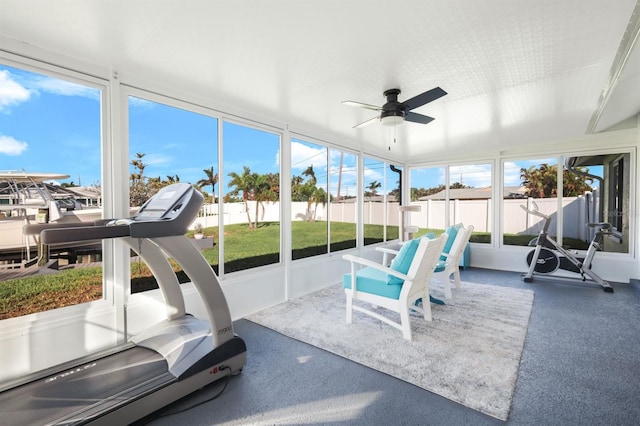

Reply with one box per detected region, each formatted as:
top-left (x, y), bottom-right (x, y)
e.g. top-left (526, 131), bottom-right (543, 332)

top-left (380, 112), bottom-right (404, 127)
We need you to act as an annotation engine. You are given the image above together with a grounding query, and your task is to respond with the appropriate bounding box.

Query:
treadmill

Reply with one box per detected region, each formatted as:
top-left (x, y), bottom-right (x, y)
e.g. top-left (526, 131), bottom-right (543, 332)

top-left (0, 183), bottom-right (246, 425)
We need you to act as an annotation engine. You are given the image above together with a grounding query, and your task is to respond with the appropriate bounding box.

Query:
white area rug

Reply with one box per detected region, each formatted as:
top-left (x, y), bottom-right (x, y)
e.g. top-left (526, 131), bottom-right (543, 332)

top-left (246, 281), bottom-right (534, 420)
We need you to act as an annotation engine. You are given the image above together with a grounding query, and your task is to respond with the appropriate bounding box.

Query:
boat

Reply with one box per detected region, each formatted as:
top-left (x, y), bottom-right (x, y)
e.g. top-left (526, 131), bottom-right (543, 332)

top-left (0, 170), bottom-right (102, 269)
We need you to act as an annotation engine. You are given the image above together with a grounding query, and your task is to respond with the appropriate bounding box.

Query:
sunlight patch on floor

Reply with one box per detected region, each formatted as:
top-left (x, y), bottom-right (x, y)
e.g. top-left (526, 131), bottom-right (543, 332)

top-left (219, 391), bottom-right (384, 425)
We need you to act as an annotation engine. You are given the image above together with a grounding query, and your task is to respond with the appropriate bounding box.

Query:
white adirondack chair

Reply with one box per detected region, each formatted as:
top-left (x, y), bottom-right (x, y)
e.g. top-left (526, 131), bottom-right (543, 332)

top-left (342, 233), bottom-right (447, 340)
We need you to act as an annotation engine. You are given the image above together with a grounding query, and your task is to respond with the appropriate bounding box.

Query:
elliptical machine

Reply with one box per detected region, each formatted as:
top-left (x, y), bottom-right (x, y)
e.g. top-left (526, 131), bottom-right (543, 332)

top-left (521, 201), bottom-right (614, 293)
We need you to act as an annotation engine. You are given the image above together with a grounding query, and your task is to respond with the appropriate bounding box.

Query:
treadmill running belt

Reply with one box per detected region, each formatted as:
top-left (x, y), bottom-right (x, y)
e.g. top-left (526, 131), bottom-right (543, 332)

top-left (1, 347), bottom-right (173, 425)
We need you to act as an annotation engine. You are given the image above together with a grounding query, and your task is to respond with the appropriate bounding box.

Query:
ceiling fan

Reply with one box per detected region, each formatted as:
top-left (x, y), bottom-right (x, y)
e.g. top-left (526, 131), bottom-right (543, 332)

top-left (343, 87), bottom-right (447, 128)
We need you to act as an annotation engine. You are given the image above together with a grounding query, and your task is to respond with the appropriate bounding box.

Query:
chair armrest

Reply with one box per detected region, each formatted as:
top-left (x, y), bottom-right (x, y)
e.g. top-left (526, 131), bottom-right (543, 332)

top-left (342, 254), bottom-right (409, 281)
top-left (375, 246), bottom-right (400, 266)
top-left (375, 247), bottom-right (400, 255)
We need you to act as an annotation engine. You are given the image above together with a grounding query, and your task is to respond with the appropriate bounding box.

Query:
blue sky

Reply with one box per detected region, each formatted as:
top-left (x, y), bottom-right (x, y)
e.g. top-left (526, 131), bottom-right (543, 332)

top-left (0, 65), bottom-right (101, 185)
top-left (0, 63), bottom-right (598, 197)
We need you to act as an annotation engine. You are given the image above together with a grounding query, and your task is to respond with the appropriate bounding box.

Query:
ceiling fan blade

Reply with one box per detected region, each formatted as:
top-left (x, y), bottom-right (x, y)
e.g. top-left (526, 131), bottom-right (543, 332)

top-left (353, 116), bottom-right (380, 128)
top-left (342, 100), bottom-right (382, 111)
top-left (404, 111), bottom-right (435, 125)
top-left (401, 87), bottom-right (447, 111)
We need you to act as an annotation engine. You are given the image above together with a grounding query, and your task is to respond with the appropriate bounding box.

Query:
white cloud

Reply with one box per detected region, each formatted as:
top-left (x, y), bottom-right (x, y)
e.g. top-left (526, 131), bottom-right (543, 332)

top-left (0, 135), bottom-right (28, 156)
top-left (364, 166), bottom-right (382, 182)
top-left (33, 76), bottom-right (99, 100)
top-left (1, 67), bottom-right (100, 106)
top-left (129, 96), bottom-right (156, 110)
top-left (0, 70), bottom-right (31, 111)
top-left (503, 158), bottom-right (557, 187)
top-left (449, 164), bottom-right (493, 187)
top-left (291, 141), bottom-right (328, 171)
top-left (140, 153), bottom-right (173, 166)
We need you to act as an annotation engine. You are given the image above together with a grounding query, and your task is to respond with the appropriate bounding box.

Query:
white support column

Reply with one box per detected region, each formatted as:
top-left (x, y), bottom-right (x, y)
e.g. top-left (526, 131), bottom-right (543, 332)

top-left (444, 165), bottom-right (450, 227)
top-left (217, 118), bottom-right (225, 277)
top-left (556, 156), bottom-right (564, 244)
top-left (108, 69), bottom-right (130, 343)
top-left (357, 152), bottom-right (364, 248)
top-left (281, 125), bottom-right (292, 300)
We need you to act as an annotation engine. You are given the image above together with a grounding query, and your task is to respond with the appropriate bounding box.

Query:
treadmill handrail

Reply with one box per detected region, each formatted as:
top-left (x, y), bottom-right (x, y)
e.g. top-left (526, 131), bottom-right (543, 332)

top-left (23, 220), bottom-right (109, 236)
top-left (41, 224), bottom-right (130, 244)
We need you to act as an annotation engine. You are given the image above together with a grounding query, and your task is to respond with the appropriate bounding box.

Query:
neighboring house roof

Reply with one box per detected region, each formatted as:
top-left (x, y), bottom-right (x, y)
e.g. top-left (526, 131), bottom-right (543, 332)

top-left (419, 186), bottom-right (527, 200)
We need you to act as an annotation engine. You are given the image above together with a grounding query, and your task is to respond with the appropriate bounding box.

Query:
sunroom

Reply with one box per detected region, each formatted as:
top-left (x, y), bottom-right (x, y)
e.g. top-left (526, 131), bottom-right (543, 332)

top-left (0, 1), bottom-right (639, 424)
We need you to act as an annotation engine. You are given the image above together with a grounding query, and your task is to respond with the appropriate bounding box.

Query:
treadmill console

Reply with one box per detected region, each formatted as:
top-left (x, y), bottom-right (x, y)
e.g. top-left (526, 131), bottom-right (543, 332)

top-left (135, 183), bottom-right (193, 221)
top-left (40, 183), bottom-right (204, 245)
top-left (118, 183), bottom-right (203, 238)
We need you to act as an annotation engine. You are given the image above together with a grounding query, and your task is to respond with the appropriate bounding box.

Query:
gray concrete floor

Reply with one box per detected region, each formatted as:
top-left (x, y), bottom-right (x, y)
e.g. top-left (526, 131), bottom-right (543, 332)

top-left (140, 268), bottom-right (640, 425)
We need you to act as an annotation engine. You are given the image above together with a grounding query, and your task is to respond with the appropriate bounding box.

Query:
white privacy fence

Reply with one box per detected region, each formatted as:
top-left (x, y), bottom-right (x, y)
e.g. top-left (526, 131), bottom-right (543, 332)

top-left (195, 195), bottom-right (598, 240)
top-left (405, 196), bottom-right (599, 240)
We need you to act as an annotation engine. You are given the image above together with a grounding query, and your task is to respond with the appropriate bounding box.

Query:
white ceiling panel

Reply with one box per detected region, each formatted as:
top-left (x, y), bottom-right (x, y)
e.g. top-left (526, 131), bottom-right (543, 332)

top-left (0, 0), bottom-right (638, 162)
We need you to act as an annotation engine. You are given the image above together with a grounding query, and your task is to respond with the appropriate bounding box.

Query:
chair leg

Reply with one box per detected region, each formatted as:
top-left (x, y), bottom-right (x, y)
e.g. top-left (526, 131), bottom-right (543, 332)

top-left (443, 279), bottom-right (453, 299)
top-left (400, 305), bottom-right (412, 340)
top-left (346, 292), bottom-right (353, 324)
top-left (453, 268), bottom-right (462, 288)
top-left (423, 291), bottom-right (432, 322)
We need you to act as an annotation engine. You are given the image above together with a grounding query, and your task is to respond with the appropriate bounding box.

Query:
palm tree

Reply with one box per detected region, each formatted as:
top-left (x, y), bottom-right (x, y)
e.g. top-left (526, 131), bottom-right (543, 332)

top-left (228, 167), bottom-right (280, 228)
top-left (130, 152), bottom-right (146, 184)
top-left (129, 152), bottom-right (155, 206)
top-left (228, 166), bottom-right (254, 227)
top-left (520, 163), bottom-right (593, 198)
top-left (367, 180), bottom-right (381, 198)
top-left (562, 166), bottom-right (593, 196)
top-left (296, 165), bottom-right (326, 221)
top-left (291, 174), bottom-right (305, 201)
top-left (251, 172), bottom-right (274, 228)
top-left (310, 187), bottom-right (328, 221)
top-left (521, 164), bottom-right (554, 198)
top-left (197, 167), bottom-right (218, 202)
top-left (302, 165), bottom-right (317, 186)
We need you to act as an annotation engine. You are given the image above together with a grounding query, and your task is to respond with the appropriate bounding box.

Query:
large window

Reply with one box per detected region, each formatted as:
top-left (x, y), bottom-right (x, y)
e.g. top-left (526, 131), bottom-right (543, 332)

top-left (291, 138), bottom-right (357, 259)
top-left (128, 95), bottom-right (218, 290)
top-left (363, 157), bottom-right (399, 245)
top-left (503, 153), bottom-right (629, 254)
top-left (222, 121), bottom-right (280, 272)
top-left (565, 152), bottom-right (630, 253)
top-left (128, 103), bottom-right (283, 277)
top-left (329, 148), bottom-right (357, 252)
top-left (291, 138), bottom-right (328, 259)
top-left (448, 163), bottom-right (493, 244)
top-left (409, 164), bottom-right (491, 243)
top-left (409, 165), bottom-right (447, 236)
top-left (0, 62), bottom-right (103, 319)
top-left (503, 158), bottom-right (558, 246)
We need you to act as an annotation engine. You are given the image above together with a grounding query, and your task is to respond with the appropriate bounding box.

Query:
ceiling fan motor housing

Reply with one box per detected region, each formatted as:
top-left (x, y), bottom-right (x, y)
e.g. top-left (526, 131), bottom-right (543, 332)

top-left (381, 89), bottom-right (404, 125)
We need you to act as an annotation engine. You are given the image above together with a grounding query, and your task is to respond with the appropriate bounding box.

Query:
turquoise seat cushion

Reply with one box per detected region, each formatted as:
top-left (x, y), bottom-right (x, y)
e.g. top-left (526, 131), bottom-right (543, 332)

top-left (434, 260), bottom-right (446, 272)
top-left (343, 267), bottom-right (403, 299)
top-left (441, 224), bottom-right (461, 260)
top-left (386, 237), bottom-right (421, 285)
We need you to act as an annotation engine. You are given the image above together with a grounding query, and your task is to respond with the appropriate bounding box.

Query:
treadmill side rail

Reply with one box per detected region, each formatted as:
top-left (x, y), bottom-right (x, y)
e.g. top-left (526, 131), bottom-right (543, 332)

top-left (133, 315), bottom-right (212, 377)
